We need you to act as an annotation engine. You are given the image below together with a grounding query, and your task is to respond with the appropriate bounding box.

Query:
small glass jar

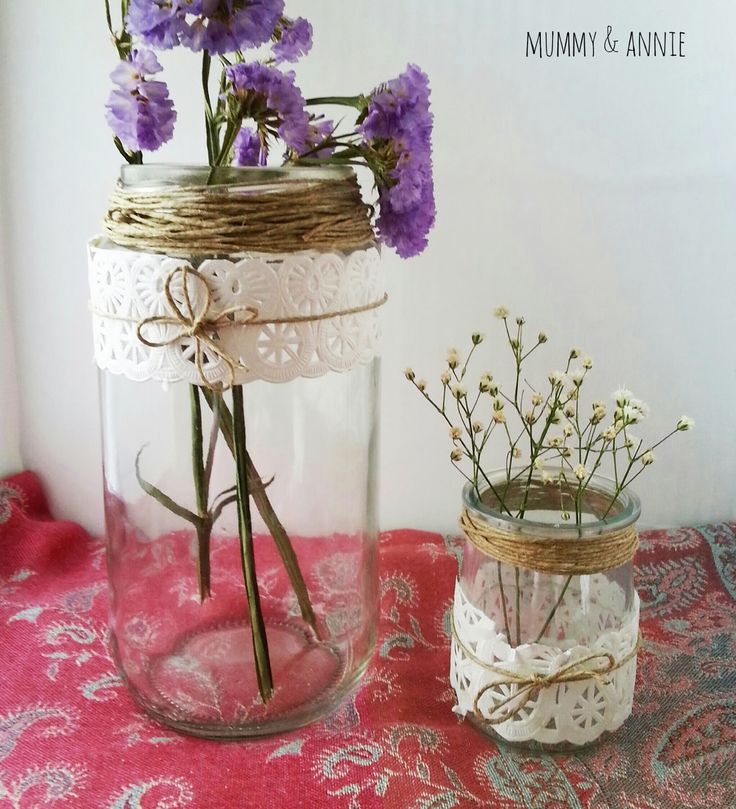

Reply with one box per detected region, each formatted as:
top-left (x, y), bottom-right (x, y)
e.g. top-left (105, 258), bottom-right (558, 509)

top-left (91, 165), bottom-right (381, 738)
top-left (450, 470), bottom-right (640, 750)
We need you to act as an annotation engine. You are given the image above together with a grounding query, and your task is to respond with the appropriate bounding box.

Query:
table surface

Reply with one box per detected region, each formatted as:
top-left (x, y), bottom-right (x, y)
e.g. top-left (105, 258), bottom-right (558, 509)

top-left (1, 470), bottom-right (734, 809)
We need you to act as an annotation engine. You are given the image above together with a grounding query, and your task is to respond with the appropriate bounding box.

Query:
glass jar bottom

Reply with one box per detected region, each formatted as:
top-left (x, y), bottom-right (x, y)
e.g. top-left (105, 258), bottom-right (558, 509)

top-left (112, 619), bottom-right (366, 739)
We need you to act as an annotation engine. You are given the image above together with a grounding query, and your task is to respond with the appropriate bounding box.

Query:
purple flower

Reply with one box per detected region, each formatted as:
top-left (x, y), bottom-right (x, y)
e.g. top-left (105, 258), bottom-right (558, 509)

top-left (272, 17), bottom-right (312, 63)
top-left (360, 64), bottom-right (435, 258)
top-left (303, 117), bottom-right (335, 159)
top-left (105, 49), bottom-right (176, 152)
top-left (226, 63), bottom-right (311, 153)
top-left (127, 0), bottom-right (285, 54)
top-left (233, 125), bottom-right (264, 166)
top-left (126, 0), bottom-right (188, 49)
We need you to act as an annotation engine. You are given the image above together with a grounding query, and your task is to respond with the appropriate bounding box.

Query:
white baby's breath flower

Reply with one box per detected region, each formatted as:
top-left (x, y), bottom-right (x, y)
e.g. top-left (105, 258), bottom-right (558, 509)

top-left (472, 420), bottom-right (484, 434)
top-left (531, 393), bottom-right (544, 407)
top-left (563, 404), bottom-right (576, 419)
top-left (493, 398), bottom-right (504, 411)
top-left (533, 457), bottom-right (543, 470)
top-left (677, 415), bottom-right (695, 431)
top-left (582, 356), bottom-right (593, 369)
top-left (524, 410), bottom-right (535, 424)
top-left (541, 470), bottom-right (553, 485)
top-left (440, 369), bottom-right (451, 385)
top-left (446, 348), bottom-right (460, 369)
top-left (512, 446), bottom-right (522, 458)
top-left (449, 426), bottom-right (462, 440)
top-left (622, 404), bottom-right (641, 424)
top-left (549, 371), bottom-right (565, 387)
top-left (450, 448), bottom-right (464, 462)
top-left (416, 378), bottom-right (427, 392)
top-left (630, 398), bottom-right (649, 419)
top-left (563, 425), bottom-right (574, 437)
top-left (494, 305), bottom-right (510, 319)
top-left (591, 405), bottom-right (606, 424)
top-left (404, 367), bottom-right (415, 381)
top-left (624, 434), bottom-right (638, 450)
top-left (450, 383), bottom-right (467, 399)
top-left (569, 347), bottom-right (581, 359)
top-left (488, 384), bottom-right (499, 397)
top-left (492, 411), bottom-right (506, 424)
top-left (641, 450), bottom-right (655, 466)
top-left (548, 435), bottom-right (562, 448)
top-left (537, 331), bottom-right (548, 344)
top-left (602, 425), bottom-right (617, 441)
top-left (613, 388), bottom-right (634, 406)
top-left (574, 463), bottom-right (587, 481)
top-left (471, 332), bottom-right (485, 345)
top-left (592, 400), bottom-right (605, 410)
top-left (568, 368), bottom-right (585, 387)
top-left (479, 373), bottom-right (493, 392)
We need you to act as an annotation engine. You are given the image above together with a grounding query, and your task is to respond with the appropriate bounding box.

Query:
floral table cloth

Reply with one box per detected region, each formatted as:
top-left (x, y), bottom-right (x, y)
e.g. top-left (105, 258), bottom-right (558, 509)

top-left (0, 470), bottom-right (734, 808)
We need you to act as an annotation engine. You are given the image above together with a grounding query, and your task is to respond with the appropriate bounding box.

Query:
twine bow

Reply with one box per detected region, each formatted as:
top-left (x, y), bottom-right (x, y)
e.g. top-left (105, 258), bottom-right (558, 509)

top-left (136, 265), bottom-right (258, 389)
top-left (451, 618), bottom-right (640, 725)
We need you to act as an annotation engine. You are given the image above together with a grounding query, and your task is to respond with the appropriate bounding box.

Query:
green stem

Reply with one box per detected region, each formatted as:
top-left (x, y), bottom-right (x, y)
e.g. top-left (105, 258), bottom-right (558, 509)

top-left (534, 574), bottom-right (573, 643)
top-left (201, 388), bottom-right (319, 634)
top-left (190, 386), bottom-right (211, 600)
top-left (497, 561), bottom-right (512, 642)
top-left (202, 51), bottom-right (214, 165)
top-left (232, 385), bottom-right (273, 702)
top-left (305, 95), bottom-right (366, 109)
top-left (514, 567), bottom-right (522, 646)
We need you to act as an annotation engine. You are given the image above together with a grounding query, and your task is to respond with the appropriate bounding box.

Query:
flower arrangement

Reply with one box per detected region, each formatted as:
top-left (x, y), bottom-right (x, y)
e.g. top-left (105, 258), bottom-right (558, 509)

top-left (406, 306), bottom-right (693, 526)
top-left (103, 0), bottom-right (435, 258)
top-left (99, 0), bottom-right (435, 704)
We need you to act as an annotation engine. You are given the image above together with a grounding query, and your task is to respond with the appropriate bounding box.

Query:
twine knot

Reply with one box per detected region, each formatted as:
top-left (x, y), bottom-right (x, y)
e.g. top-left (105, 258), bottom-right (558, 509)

top-left (136, 265), bottom-right (258, 389)
top-left (451, 617), bottom-right (639, 725)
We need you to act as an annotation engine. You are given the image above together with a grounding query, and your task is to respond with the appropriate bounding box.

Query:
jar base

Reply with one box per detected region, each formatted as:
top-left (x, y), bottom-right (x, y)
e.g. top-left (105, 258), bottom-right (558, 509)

top-left (112, 619), bottom-right (371, 739)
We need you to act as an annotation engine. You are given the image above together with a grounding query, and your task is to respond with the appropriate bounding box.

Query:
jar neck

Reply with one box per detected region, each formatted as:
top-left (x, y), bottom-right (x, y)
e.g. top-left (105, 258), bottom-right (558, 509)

top-left (463, 468), bottom-right (641, 538)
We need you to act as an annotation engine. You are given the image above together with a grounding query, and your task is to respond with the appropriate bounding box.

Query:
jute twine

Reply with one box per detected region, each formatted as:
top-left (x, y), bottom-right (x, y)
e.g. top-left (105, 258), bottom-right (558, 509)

top-left (451, 618), bottom-right (640, 724)
top-left (104, 174), bottom-right (375, 255)
top-left (460, 509), bottom-right (639, 575)
top-left (91, 265), bottom-right (387, 389)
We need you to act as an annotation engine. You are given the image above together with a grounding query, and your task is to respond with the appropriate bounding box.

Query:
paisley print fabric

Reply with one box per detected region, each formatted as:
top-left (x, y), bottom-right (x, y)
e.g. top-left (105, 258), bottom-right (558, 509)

top-left (0, 471), bottom-right (734, 808)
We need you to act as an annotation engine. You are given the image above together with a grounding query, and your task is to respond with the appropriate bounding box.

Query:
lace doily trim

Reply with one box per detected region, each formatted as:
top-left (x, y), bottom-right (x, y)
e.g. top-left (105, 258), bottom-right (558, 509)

top-left (88, 238), bottom-right (384, 386)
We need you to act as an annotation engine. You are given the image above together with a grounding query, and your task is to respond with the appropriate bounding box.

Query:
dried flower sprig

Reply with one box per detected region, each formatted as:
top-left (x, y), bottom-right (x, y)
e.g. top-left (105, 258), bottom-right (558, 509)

top-left (406, 307), bottom-right (693, 526)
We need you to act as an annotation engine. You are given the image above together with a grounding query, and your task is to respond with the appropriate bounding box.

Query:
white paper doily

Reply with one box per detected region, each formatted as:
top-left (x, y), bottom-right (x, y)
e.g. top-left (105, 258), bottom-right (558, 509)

top-left (88, 238), bottom-right (383, 386)
top-left (450, 577), bottom-right (639, 746)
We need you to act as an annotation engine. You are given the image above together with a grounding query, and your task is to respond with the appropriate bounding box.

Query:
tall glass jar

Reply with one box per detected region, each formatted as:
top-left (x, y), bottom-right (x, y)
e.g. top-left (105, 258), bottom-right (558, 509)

top-left (89, 165), bottom-right (382, 738)
top-left (450, 470), bottom-right (640, 751)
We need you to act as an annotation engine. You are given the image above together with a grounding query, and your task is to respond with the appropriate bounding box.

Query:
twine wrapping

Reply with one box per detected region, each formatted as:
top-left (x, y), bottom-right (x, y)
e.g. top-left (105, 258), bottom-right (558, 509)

top-left (451, 617), bottom-right (640, 725)
top-left (460, 509), bottom-right (639, 575)
top-left (91, 265), bottom-right (387, 389)
top-left (104, 174), bottom-right (375, 255)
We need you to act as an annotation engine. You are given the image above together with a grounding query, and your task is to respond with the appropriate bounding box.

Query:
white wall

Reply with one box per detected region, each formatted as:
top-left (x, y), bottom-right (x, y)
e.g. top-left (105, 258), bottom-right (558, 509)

top-left (1, 1), bottom-right (734, 532)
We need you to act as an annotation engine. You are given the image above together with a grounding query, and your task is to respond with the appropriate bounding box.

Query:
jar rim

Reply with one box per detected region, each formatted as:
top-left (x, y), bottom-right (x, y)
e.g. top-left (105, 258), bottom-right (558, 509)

top-left (462, 467), bottom-right (641, 539)
top-left (119, 163), bottom-right (355, 190)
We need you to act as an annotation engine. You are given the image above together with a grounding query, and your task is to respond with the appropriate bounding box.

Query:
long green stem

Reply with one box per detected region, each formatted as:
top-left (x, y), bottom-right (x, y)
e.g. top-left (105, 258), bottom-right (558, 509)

top-left (534, 574), bottom-right (573, 643)
top-left (305, 95), bottom-right (365, 109)
top-left (497, 561), bottom-right (512, 642)
top-left (190, 386), bottom-right (211, 601)
top-left (201, 388), bottom-right (318, 634)
top-left (232, 385), bottom-right (273, 702)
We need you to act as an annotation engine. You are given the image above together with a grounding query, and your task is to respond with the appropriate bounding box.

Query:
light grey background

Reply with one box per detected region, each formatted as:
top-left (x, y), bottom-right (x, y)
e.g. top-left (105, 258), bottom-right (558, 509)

top-left (0, 1), bottom-right (733, 532)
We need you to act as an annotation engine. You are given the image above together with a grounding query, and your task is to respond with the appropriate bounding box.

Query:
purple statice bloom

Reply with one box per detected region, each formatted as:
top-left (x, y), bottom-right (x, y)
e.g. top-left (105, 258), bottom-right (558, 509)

top-left (182, 0), bottom-right (284, 54)
top-left (272, 17), bottom-right (312, 63)
top-left (126, 0), bottom-right (188, 49)
top-left (233, 125), bottom-right (264, 166)
top-left (226, 62), bottom-right (311, 153)
top-left (105, 49), bottom-right (176, 152)
top-left (302, 116), bottom-right (334, 159)
top-left (360, 64), bottom-right (435, 258)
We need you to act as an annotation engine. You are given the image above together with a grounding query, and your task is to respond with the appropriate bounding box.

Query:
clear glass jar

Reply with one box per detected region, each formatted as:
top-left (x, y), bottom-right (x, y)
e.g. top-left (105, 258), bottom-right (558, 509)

top-left (450, 470), bottom-right (640, 751)
top-left (92, 166), bottom-right (381, 738)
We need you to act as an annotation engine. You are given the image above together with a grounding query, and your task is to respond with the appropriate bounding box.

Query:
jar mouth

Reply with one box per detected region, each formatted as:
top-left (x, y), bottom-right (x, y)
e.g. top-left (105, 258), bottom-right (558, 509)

top-left (462, 468), bottom-right (641, 539)
top-left (119, 163), bottom-right (355, 190)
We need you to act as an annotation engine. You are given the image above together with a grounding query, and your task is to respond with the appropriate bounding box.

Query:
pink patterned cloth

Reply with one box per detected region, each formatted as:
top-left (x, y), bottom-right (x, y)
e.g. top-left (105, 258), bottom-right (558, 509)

top-left (0, 471), bottom-right (734, 808)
